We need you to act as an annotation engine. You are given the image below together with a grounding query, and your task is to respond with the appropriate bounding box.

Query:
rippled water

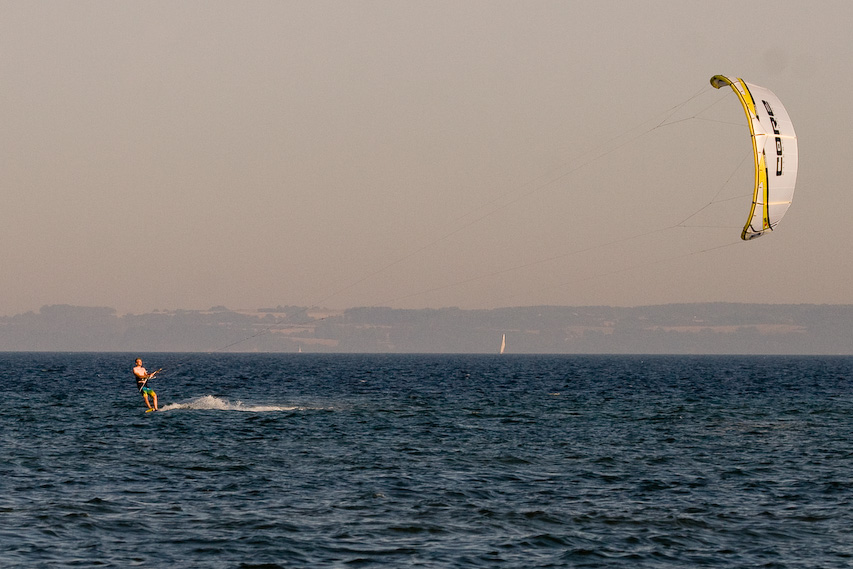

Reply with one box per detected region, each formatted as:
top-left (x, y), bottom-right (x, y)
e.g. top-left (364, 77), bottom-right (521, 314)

top-left (2, 353), bottom-right (853, 568)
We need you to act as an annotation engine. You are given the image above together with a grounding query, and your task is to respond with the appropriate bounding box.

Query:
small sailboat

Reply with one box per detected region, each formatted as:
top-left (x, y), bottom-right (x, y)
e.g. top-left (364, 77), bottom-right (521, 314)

top-left (499, 333), bottom-right (506, 355)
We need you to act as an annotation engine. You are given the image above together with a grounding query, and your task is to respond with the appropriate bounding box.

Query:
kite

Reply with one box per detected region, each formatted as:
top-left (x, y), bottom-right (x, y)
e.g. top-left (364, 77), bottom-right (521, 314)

top-left (710, 75), bottom-right (798, 240)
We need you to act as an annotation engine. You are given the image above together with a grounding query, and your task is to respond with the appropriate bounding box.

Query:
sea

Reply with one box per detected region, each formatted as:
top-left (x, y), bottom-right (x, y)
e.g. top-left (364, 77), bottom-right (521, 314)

top-left (2, 352), bottom-right (852, 568)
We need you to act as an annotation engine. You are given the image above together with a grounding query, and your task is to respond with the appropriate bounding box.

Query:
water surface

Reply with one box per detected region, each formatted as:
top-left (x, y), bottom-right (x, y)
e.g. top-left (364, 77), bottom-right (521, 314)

top-left (2, 353), bottom-right (852, 567)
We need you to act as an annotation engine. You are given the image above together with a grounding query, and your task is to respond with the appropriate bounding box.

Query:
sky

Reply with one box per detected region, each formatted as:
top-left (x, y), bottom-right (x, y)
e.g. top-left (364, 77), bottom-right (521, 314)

top-left (1, 0), bottom-right (851, 316)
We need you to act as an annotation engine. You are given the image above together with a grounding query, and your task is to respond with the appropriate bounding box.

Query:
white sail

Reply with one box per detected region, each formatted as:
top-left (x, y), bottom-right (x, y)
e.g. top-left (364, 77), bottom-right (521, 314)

top-left (710, 75), bottom-right (798, 240)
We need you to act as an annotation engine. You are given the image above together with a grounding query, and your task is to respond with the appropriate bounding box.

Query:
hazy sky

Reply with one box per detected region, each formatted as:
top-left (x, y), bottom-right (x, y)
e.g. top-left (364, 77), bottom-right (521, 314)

top-left (2, 1), bottom-right (850, 316)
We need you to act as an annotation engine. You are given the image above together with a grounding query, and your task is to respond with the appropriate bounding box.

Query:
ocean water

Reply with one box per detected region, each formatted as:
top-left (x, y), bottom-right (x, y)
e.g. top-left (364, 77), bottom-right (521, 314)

top-left (2, 353), bottom-right (853, 568)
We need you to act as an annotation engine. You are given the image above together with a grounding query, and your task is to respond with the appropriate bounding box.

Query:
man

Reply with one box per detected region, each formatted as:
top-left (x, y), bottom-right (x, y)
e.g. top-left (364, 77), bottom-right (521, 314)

top-left (133, 358), bottom-right (159, 412)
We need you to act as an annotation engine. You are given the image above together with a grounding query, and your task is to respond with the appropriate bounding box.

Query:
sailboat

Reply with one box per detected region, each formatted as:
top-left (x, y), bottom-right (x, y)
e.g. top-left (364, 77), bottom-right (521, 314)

top-left (499, 333), bottom-right (506, 355)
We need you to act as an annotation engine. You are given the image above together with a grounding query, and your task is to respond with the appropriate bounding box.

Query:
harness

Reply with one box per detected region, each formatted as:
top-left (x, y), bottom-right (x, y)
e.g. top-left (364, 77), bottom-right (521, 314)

top-left (136, 368), bottom-right (161, 393)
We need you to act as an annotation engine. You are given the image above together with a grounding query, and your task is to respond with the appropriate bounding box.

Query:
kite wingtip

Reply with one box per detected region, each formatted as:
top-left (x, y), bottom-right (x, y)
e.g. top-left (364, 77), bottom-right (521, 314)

top-left (710, 75), bottom-right (731, 89)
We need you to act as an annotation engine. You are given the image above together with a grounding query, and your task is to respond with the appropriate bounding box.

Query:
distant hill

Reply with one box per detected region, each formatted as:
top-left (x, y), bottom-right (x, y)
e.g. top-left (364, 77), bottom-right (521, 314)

top-left (1, 303), bottom-right (852, 354)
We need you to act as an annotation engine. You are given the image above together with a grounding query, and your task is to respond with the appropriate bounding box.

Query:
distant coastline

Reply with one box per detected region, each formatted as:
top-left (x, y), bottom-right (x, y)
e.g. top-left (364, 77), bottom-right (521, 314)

top-left (1, 303), bottom-right (851, 354)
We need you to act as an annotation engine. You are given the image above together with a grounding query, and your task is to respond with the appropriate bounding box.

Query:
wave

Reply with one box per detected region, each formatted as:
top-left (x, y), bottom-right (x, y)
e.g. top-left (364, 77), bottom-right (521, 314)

top-left (159, 394), bottom-right (304, 413)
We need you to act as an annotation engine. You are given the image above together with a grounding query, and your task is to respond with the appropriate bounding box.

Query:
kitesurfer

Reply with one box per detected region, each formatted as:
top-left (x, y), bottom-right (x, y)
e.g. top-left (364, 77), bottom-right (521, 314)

top-left (133, 358), bottom-right (159, 412)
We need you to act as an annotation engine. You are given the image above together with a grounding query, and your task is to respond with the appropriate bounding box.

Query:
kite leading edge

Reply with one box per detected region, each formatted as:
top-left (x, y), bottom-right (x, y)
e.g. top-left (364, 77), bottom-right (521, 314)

top-left (710, 75), bottom-right (798, 240)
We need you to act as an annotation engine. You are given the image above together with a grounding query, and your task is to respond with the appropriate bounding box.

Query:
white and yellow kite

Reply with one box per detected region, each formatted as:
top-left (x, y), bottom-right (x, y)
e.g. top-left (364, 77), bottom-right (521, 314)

top-left (710, 75), bottom-right (798, 240)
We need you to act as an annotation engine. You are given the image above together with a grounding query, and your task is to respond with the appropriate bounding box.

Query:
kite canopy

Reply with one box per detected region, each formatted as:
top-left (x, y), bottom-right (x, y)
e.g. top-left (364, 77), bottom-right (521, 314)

top-left (710, 75), bottom-right (798, 240)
